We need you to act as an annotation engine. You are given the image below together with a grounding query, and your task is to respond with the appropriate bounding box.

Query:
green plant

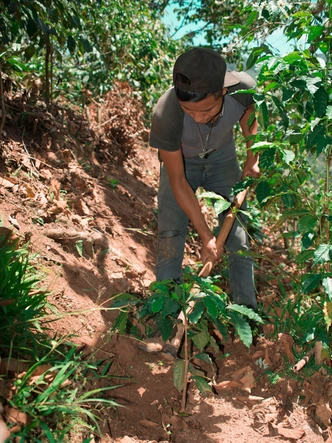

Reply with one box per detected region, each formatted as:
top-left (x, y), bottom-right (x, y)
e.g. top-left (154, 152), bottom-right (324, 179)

top-left (0, 235), bottom-right (48, 356)
top-left (8, 344), bottom-right (121, 441)
top-left (112, 267), bottom-right (262, 410)
top-left (0, 233), bottom-right (122, 441)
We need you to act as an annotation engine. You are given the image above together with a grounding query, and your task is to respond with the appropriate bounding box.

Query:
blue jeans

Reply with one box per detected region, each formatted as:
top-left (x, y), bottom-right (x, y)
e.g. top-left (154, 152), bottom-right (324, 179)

top-left (156, 151), bottom-right (257, 310)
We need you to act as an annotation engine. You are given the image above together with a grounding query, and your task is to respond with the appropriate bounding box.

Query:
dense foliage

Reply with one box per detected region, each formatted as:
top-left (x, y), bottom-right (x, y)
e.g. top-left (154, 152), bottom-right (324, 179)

top-left (0, 0), bottom-right (181, 113)
top-left (166, 0), bottom-right (332, 347)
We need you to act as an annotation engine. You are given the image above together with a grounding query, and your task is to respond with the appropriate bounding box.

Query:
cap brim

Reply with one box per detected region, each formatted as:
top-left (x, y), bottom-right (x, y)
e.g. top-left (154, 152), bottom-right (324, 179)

top-left (224, 71), bottom-right (241, 88)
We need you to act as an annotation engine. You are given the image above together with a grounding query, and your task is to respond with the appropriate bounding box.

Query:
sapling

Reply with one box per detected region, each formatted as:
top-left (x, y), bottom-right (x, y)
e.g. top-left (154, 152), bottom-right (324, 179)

top-left (112, 267), bottom-right (263, 410)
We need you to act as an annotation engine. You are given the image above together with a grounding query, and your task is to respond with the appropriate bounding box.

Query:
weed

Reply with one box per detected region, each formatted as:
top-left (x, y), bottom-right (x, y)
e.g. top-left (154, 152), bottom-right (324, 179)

top-left (0, 232), bottom-right (122, 441)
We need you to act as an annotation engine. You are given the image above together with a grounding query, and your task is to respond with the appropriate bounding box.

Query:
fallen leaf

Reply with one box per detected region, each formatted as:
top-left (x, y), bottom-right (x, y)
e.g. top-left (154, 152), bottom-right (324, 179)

top-left (169, 415), bottom-right (188, 431)
top-left (140, 419), bottom-right (159, 428)
top-left (0, 176), bottom-right (16, 188)
top-left (316, 399), bottom-right (332, 427)
top-left (251, 350), bottom-right (265, 360)
top-left (213, 380), bottom-right (243, 393)
top-left (278, 333), bottom-right (295, 363)
top-left (231, 365), bottom-right (252, 380)
top-left (0, 358), bottom-right (30, 374)
top-left (31, 364), bottom-right (53, 377)
top-left (277, 426), bottom-right (305, 440)
top-left (73, 198), bottom-right (91, 216)
top-left (119, 437), bottom-right (136, 443)
top-left (50, 179), bottom-right (61, 200)
top-left (240, 370), bottom-right (256, 392)
top-left (8, 214), bottom-right (20, 230)
top-left (40, 169), bottom-right (53, 180)
top-left (23, 183), bottom-right (36, 198)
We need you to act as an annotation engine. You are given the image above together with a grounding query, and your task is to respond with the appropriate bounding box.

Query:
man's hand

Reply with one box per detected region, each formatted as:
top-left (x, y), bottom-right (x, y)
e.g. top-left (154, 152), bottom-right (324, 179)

top-left (242, 153), bottom-right (260, 178)
top-left (200, 237), bottom-right (224, 265)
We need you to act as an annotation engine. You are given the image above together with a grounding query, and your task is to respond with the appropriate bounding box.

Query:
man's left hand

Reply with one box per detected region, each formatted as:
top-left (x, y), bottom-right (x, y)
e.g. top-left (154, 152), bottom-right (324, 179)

top-left (242, 155), bottom-right (260, 179)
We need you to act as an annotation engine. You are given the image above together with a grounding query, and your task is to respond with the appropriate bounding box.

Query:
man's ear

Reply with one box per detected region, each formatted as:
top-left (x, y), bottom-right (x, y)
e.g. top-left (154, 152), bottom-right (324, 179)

top-left (222, 87), bottom-right (228, 96)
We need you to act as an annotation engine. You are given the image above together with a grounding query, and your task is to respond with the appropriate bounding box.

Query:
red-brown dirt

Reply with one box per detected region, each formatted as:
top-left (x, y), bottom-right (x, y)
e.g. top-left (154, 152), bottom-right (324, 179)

top-left (0, 84), bottom-right (331, 443)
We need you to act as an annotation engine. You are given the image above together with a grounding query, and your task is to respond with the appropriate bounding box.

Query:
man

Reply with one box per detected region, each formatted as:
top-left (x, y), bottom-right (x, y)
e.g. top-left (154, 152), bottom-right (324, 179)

top-left (149, 47), bottom-right (259, 310)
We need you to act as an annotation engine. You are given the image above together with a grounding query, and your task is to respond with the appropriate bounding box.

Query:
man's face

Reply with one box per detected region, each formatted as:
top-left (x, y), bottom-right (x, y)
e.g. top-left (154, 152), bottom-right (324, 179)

top-left (179, 88), bottom-right (227, 125)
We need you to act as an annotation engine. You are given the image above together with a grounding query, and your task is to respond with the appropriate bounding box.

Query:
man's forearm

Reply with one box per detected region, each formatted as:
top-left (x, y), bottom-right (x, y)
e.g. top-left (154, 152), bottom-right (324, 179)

top-left (170, 177), bottom-right (213, 243)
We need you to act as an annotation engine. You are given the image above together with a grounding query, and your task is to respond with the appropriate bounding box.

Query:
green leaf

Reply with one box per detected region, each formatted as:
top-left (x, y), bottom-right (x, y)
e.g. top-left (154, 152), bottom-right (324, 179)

top-left (40, 422), bottom-right (56, 443)
top-left (258, 101), bottom-right (269, 129)
top-left (302, 274), bottom-right (322, 294)
top-left (191, 330), bottom-right (210, 351)
top-left (283, 52), bottom-right (302, 63)
top-left (188, 301), bottom-right (205, 324)
top-left (25, 45), bottom-right (35, 60)
top-left (306, 77), bottom-right (321, 95)
top-left (251, 141), bottom-right (274, 150)
top-left (313, 244), bottom-right (332, 265)
top-left (308, 25), bottom-right (324, 42)
top-left (227, 311), bottom-right (252, 348)
top-left (322, 278), bottom-right (332, 300)
top-left (157, 316), bottom-right (174, 342)
top-left (281, 149), bottom-right (295, 164)
top-left (314, 87), bottom-right (328, 118)
top-left (256, 180), bottom-right (272, 204)
top-left (162, 297), bottom-right (180, 319)
top-left (298, 215), bottom-right (317, 232)
top-left (301, 232), bottom-right (315, 249)
top-left (264, 81), bottom-right (279, 93)
top-left (214, 319), bottom-right (228, 340)
top-left (191, 375), bottom-right (213, 394)
top-left (193, 352), bottom-right (213, 366)
top-left (113, 311), bottom-right (128, 334)
top-left (151, 295), bottom-right (164, 313)
top-left (280, 209), bottom-right (310, 221)
top-left (204, 296), bottom-right (218, 319)
top-left (173, 360), bottom-right (186, 392)
top-left (67, 35), bottom-right (76, 53)
top-left (75, 240), bottom-right (83, 257)
top-left (295, 249), bottom-right (314, 264)
top-left (214, 199), bottom-right (232, 215)
top-left (80, 36), bottom-right (92, 53)
top-left (227, 304), bottom-right (263, 323)
top-left (198, 192), bottom-right (231, 214)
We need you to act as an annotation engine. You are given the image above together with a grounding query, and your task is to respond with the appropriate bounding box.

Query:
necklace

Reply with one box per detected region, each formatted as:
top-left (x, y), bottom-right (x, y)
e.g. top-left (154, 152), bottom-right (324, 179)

top-left (196, 123), bottom-right (215, 159)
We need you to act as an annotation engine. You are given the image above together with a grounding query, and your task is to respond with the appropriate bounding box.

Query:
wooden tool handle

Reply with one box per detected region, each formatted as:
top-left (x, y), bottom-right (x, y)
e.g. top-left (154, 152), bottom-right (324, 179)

top-left (198, 188), bottom-right (248, 278)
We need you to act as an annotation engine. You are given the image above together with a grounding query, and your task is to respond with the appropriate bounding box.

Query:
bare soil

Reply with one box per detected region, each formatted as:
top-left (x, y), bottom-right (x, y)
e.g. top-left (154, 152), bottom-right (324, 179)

top-left (0, 84), bottom-right (331, 443)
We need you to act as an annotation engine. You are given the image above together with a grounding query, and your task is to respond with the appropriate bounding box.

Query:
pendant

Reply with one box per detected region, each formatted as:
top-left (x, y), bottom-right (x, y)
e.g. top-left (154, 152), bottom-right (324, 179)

top-left (198, 148), bottom-right (215, 159)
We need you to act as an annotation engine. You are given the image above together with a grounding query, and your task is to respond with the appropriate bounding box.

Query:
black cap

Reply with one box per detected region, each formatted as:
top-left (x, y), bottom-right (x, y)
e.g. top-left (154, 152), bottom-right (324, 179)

top-left (173, 47), bottom-right (240, 93)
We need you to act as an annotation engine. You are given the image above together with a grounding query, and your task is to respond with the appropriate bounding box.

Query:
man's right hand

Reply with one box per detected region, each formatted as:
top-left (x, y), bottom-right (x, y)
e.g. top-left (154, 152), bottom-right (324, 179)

top-left (201, 236), bottom-right (222, 265)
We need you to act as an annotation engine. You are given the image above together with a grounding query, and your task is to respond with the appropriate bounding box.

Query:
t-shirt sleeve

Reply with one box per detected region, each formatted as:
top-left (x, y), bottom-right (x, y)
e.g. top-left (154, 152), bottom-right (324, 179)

top-left (228, 72), bottom-right (256, 108)
top-left (149, 88), bottom-right (184, 152)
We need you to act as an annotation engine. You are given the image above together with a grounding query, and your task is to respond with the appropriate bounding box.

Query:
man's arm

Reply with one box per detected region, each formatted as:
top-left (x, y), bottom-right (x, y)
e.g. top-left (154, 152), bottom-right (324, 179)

top-left (239, 103), bottom-right (260, 179)
top-left (159, 149), bottom-right (219, 263)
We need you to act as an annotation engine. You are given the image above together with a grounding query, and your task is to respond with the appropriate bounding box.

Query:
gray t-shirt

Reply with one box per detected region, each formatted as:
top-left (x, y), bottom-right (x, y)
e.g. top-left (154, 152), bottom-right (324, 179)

top-left (150, 72), bottom-right (256, 160)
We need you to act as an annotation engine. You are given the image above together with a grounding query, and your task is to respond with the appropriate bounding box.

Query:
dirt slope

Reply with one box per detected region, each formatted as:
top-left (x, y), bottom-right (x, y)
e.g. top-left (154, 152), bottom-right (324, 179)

top-left (0, 85), bottom-right (331, 443)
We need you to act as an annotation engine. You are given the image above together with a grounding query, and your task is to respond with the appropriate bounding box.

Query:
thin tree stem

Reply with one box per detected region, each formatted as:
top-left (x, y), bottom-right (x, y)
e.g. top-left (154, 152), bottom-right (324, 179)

top-left (181, 313), bottom-right (189, 412)
top-left (0, 68), bottom-right (6, 134)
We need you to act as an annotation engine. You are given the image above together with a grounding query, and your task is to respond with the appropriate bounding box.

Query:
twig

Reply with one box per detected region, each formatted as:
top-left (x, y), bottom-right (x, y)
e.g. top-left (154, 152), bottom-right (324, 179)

top-left (21, 129), bottom-right (40, 177)
top-left (95, 115), bottom-right (118, 128)
top-left (181, 313), bottom-right (189, 412)
top-left (293, 345), bottom-right (316, 372)
top-left (0, 68), bottom-right (6, 134)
